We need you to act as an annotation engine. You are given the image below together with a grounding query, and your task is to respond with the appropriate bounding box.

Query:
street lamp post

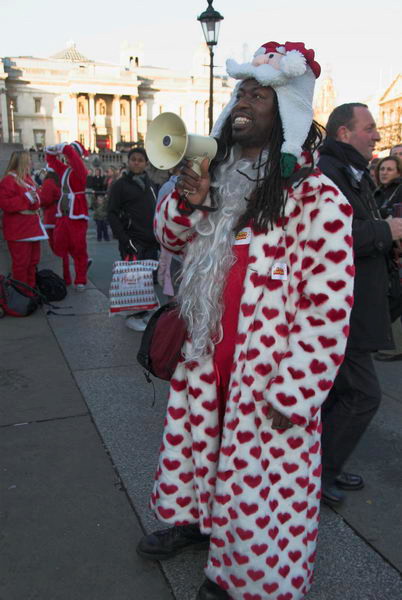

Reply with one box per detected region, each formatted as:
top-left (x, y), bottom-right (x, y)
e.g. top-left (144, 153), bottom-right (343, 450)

top-left (91, 122), bottom-right (97, 153)
top-left (198, 0), bottom-right (224, 134)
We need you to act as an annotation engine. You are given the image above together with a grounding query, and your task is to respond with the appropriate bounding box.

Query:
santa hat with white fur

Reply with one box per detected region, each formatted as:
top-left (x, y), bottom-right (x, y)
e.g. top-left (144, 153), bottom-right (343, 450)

top-left (212, 41), bottom-right (321, 177)
top-left (71, 140), bottom-right (89, 157)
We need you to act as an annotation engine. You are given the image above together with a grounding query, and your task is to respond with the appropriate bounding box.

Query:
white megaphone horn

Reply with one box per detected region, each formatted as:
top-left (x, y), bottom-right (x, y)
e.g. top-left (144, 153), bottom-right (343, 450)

top-left (145, 112), bottom-right (217, 176)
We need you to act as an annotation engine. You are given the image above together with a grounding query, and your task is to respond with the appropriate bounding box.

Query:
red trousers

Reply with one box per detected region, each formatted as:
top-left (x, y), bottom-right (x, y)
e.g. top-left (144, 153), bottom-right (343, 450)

top-left (7, 240), bottom-right (41, 290)
top-left (53, 217), bottom-right (88, 285)
top-left (47, 229), bottom-right (70, 285)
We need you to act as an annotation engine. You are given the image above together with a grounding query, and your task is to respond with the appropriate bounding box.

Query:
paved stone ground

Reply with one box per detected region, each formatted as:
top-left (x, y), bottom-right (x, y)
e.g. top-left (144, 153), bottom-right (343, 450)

top-left (1, 228), bottom-right (402, 600)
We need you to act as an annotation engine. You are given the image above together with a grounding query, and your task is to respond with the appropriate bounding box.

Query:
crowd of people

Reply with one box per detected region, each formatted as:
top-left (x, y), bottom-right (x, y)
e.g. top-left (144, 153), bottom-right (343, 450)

top-left (1, 38), bottom-right (402, 600)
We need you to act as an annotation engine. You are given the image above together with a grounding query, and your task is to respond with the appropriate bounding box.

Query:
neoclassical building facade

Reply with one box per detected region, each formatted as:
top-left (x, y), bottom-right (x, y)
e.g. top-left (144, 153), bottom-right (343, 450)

top-left (377, 73), bottom-right (402, 152)
top-left (0, 43), bottom-right (233, 151)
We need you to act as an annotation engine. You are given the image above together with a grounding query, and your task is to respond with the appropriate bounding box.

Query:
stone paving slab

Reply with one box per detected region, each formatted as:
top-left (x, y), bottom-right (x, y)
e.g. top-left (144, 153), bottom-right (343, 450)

top-left (373, 361), bottom-right (401, 403)
top-left (0, 416), bottom-right (174, 600)
top-left (48, 312), bottom-right (138, 371)
top-left (0, 310), bottom-right (87, 426)
top-left (334, 393), bottom-right (402, 571)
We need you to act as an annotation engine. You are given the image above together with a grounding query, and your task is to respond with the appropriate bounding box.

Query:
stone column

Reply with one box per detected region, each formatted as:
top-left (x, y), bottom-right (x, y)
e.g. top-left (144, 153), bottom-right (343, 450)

top-left (69, 93), bottom-right (79, 140)
top-left (130, 95), bottom-right (138, 142)
top-left (112, 94), bottom-right (121, 150)
top-left (88, 93), bottom-right (95, 150)
top-left (0, 89), bottom-right (10, 143)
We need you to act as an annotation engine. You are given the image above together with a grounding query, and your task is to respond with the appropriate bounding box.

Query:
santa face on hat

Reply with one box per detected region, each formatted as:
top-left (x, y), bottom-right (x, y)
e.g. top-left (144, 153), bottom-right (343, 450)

top-left (213, 41), bottom-right (321, 176)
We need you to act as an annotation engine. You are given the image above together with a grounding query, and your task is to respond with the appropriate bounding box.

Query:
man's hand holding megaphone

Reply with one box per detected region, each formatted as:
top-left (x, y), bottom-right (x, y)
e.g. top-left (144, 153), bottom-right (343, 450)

top-left (176, 158), bottom-right (211, 209)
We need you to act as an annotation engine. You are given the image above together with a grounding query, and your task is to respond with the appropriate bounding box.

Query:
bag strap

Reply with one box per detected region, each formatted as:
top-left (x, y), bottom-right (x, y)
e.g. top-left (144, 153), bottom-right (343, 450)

top-left (385, 183), bottom-right (402, 206)
top-left (9, 277), bottom-right (75, 316)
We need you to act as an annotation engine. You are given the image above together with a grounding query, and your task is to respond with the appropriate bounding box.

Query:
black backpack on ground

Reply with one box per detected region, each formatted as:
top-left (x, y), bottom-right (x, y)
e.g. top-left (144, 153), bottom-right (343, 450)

top-left (0, 275), bottom-right (41, 318)
top-left (36, 269), bottom-right (67, 302)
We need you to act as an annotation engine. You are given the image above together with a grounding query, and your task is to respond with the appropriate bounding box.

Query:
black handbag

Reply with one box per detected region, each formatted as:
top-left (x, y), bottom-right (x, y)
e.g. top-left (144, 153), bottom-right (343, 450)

top-left (387, 256), bottom-right (402, 322)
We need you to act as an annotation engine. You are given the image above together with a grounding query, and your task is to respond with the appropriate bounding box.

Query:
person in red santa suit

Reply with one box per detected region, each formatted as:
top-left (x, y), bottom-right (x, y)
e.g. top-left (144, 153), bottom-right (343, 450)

top-left (0, 150), bottom-right (48, 290)
top-left (38, 167), bottom-right (70, 278)
top-left (44, 141), bottom-right (90, 290)
top-left (137, 42), bottom-right (355, 600)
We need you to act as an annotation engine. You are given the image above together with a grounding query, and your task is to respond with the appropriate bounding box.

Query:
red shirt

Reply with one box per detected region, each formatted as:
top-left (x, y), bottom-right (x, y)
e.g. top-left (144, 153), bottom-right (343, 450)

top-left (214, 227), bottom-right (251, 415)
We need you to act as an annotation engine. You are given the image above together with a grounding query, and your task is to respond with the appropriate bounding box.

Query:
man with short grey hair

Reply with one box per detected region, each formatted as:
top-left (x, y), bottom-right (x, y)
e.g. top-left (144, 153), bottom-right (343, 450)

top-left (318, 103), bottom-right (402, 505)
top-left (390, 143), bottom-right (402, 160)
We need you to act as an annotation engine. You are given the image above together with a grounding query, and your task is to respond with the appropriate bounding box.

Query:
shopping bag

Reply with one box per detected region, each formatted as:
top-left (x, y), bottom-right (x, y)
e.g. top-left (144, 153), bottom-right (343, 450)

top-left (109, 259), bottom-right (159, 316)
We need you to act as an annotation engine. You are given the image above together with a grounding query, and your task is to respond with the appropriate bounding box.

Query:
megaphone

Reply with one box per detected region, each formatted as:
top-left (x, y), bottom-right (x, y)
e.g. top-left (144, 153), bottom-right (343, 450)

top-left (145, 112), bottom-right (217, 176)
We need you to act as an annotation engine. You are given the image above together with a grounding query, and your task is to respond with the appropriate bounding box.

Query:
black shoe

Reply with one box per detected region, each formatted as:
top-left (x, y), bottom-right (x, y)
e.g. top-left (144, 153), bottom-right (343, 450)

top-left (196, 579), bottom-right (230, 600)
top-left (136, 524), bottom-right (210, 561)
top-left (321, 483), bottom-right (345, 507)
top-left (374, 352), bottom-right (402, 362)
top-left (336, 471), bottom-right (364, 491)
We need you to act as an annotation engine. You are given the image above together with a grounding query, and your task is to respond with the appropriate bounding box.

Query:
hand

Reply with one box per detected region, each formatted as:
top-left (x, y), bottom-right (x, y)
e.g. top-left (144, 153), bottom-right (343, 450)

top-left (45, 145), bottom-right (58, 154)
top-left (55, 142), bottom-right (67, 153)
top-left (124, 239), bottom-right (137, 257)
top-left (388, 217), bottom-right (402, 241)
top-left (176, 158), bottom-right (210, 206)
top-left (267, 406), bottom-right (293, 430)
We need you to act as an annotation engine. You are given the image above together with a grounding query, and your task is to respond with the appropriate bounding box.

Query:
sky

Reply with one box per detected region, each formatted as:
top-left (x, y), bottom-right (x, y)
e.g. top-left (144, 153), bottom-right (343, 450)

top-left (1, 0), bottom-right (401, 105)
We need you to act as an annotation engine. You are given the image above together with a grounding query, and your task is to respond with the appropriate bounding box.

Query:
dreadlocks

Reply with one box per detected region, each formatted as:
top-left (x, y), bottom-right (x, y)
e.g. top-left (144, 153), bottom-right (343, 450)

top-left (209, 90), bottom-right (323, 233)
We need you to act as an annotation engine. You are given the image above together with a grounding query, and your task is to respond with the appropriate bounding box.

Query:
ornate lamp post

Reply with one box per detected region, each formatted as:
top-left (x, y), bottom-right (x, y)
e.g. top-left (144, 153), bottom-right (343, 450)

top-left (198, 0), bottom-right (224, 133)
top-left (91, 122), bottom-right (97, 153)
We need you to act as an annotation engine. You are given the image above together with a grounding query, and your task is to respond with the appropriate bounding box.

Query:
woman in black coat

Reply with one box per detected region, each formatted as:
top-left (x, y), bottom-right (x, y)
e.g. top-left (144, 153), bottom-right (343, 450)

top-left (374, 156), bottom-right (402, 218)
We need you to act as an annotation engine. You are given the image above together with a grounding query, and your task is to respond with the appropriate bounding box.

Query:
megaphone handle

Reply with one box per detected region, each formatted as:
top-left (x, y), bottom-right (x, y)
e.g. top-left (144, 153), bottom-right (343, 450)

top-left (189, 157), bottom-right (202, 177)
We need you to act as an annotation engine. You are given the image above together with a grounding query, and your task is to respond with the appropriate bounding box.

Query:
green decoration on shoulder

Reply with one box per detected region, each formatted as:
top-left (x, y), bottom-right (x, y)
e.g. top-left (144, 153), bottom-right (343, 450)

top-left (280, 153), bottom-right (297, 178)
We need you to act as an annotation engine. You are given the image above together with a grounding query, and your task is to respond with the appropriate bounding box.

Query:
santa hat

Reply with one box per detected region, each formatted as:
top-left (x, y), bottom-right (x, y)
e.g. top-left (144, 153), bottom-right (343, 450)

top-left (71, 140), bottom-right (89, 157)
top-left (212, 41), bottom-right (321, 177)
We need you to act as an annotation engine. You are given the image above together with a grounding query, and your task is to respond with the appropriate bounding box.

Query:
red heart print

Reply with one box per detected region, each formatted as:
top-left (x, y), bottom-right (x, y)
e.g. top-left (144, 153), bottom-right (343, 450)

top-left (244, 474), bottom-right (262, 488)
top-left (237, 431), bottom-right (254, 444)
top-left (166, 433), bottom-right (183, 446)
top-left (163, 458), bottom-right (180, 471)
top-left (176, 496), bottom-right (191, 507)
top-left (168, 406), bottom-right (186, 420)
top-left (247, 568), bottom-right (265, 581)
top-left (160, 483), bottom-right (178, 495)
top-left (266, 554), bottom-right (279, 568)
top-left (233, 551), bottom-right (249, 565)
top-left (236, 527), bottom-right (254, 541)
top-left (157, 506), bottom-right (176, 519)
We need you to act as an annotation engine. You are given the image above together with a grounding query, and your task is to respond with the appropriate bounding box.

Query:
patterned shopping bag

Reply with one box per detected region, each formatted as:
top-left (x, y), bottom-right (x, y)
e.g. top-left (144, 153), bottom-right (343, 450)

top-left (109, 259), bottom-right (159, 315)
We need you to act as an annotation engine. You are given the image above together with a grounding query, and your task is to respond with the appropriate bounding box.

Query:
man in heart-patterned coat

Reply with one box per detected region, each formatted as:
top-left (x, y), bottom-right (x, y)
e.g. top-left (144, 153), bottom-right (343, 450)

top-left (137, 42), bottom-right (354, 600)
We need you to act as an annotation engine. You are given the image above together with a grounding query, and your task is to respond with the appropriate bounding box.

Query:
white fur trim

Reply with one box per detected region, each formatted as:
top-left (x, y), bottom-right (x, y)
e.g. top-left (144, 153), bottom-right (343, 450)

top-left (276, 69), bottom-right (315, 160)
top-left (281, 50), bottom-right (307, 77)
top-left (253, 47), bottom-right (265, 57)
top-left (210, 82), bottom-right (241, 138)
top-left (226, 59), bottom-right (289, 87)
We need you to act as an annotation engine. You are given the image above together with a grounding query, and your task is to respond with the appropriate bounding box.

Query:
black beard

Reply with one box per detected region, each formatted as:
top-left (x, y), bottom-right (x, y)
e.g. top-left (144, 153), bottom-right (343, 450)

top-left (232, 125), bottom-right (271, 150)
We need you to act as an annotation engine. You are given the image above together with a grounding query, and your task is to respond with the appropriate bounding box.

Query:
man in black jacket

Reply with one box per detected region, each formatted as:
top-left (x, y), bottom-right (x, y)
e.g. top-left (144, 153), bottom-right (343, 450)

top-left (318, 103), bottom-right (402, 505)
top-left (108, 147), bottom-right (159, 331)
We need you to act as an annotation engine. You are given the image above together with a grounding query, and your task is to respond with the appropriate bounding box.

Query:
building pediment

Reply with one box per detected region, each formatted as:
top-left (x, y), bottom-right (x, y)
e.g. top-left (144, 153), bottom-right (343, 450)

top-left (51, 43), bottom-right (93, 63)
top-left (380, 73), bottom-right (402, 104)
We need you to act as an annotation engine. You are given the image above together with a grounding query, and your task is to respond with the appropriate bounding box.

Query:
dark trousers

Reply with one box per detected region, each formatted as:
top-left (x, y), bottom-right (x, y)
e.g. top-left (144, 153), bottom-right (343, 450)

top-left (95, 220), bottom-right (109, 241)
top-left (321, 349), bottom-right (382, 484)
top-left (118, 242), bottom-right (158, 262)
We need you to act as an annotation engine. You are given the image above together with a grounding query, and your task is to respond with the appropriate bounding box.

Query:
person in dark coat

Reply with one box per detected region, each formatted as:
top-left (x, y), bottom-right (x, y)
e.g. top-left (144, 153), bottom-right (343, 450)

top-left (108, 147), bottom-right (159, 331)
top-left (373, 156), bottom-right (402, 218)
top-left (317, 103), bottom-right (402, 506)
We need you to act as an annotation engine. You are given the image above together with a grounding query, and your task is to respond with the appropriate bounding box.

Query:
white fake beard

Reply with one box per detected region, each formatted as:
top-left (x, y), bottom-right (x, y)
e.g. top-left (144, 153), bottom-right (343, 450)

top-left (177, 147), bottom-right (266, 362)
